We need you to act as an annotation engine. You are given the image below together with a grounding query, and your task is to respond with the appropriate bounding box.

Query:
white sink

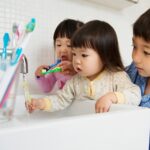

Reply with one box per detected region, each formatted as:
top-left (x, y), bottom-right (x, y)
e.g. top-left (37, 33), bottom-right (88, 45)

top-left (0, 95), bottom-right (150, 150)
top-left (13, 95), bottom-right (142, 122)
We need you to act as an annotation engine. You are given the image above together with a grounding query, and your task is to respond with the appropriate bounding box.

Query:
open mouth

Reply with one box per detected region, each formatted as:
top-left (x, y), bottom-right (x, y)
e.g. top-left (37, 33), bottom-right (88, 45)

top-left (76, 67), bottom-right (81, 72)
top-left (61, 55), bottom-right (68, 61)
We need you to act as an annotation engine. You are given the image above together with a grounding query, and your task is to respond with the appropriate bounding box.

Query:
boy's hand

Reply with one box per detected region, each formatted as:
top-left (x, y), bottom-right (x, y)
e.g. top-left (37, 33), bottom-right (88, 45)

top-left (95, 92), bottom-right (117, 113)
top-left (25, 98), bottom-right (46, 113)
top-left (58, 61), bottom-right (76, 75)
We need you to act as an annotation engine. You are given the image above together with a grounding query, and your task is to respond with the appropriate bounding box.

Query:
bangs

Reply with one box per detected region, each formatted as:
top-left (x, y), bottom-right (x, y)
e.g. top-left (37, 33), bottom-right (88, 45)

top-left (56, 28), bottom-right (72, 39)
top-left (133, 27), bottom-right (150, 42)
top-left (71, 33), bottom-right (96, 49)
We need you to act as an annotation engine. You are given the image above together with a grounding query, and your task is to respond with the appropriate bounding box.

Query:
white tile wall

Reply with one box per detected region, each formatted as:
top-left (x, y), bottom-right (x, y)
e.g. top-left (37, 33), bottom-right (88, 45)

top-left (0, 0), bottom-right (149, 94)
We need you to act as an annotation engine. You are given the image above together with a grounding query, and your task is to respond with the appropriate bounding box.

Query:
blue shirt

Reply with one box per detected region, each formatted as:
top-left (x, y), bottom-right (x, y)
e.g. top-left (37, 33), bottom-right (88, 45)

top-left (126, 62), bottom-right (150, 108)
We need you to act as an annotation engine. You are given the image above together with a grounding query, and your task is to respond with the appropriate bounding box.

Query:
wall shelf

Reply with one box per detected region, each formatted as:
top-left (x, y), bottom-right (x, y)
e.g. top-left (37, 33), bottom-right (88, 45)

top-left (84, 0), bottom-right (139, 10)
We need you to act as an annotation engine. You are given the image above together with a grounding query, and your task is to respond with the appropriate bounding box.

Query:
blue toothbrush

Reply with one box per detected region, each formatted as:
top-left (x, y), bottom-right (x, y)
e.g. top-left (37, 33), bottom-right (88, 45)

top-left (2, 33), bottom-right (10, 59)
top-left (42, 59), bottom-right (61, 73)
top-left (48, 59), bottom-right (61, 69)
top-left (0, 33), bottom-right (10, 71)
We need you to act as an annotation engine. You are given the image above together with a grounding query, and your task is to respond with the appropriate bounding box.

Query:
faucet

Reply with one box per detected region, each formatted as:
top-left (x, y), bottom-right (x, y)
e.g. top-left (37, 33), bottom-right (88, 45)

top-left (20, 54), bottom-right (28, 75)
top-left (20, 54), bottom-right (32, 102)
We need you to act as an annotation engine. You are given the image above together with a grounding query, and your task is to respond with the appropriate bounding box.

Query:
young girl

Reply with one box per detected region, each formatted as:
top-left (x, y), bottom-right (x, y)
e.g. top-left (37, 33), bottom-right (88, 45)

top-left (126, 9), bottom-right (150, 108)
top-left (35, 19), bottom-right (84, 93)
top-left (26, 20), bottom-right (141, 113)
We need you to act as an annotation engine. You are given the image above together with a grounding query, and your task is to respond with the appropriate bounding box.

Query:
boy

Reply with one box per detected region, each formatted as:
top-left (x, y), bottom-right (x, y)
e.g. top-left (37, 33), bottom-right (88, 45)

top-left (126, 9), bottom-right (150, 108)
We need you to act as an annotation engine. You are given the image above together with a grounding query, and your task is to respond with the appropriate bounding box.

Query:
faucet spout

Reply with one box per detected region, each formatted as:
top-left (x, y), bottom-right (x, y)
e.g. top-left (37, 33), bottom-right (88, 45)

top-left (20, 54), bottom-right (28, 74)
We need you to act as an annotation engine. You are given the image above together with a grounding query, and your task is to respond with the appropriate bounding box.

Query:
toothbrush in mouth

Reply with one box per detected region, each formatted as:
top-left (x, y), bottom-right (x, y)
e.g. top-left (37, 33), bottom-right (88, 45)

top-left (47, 59), bottom-right (61, 70)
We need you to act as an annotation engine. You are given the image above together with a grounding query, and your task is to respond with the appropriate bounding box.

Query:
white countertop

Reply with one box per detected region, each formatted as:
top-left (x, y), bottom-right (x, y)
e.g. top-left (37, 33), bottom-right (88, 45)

top-left (0, 95), bottom-right (150, 150)
top-left (0, 95), bottom-right (149, 129)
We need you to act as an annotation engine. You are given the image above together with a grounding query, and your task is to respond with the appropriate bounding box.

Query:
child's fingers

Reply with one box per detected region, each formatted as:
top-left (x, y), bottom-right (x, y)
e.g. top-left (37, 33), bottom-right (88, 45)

top-left (35, 65), bottom-right (49, 77)
top-left (31, 99), bottom-right (45, 110)
top-left (25, 101), bottom-right (33, 113)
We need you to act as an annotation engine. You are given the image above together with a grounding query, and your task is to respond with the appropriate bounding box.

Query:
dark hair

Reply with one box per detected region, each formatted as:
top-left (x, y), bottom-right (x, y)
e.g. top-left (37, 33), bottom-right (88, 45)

top-left (133, 9), bottom-right (150, 42)
top-left (71, 20), bottom-right (124, 72)
top-left (53, 19), bottom-right (84, 44)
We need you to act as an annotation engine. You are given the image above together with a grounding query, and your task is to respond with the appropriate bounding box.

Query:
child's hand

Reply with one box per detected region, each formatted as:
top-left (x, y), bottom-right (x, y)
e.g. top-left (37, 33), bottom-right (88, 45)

top-left (25, 98), bottom-right (46, 113)
top-left (35, 65), bottom-right (49, 77)
top-left (95, 92), bottom-right (117, 113)
top-left (58, 60), bottom-right (76, 75)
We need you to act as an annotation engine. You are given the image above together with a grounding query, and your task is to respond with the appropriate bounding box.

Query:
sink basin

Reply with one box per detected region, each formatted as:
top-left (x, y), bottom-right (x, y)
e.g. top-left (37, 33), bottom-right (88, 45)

top-left (13, 95), bottom-right (142, 122)
top-left (0, 95), bottom-right (150, 150)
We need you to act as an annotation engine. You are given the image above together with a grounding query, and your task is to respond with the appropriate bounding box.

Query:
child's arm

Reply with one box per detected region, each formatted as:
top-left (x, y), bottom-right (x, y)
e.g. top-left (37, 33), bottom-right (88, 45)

top-left (25, 98), bottom-right (46, 113)
top-left (95, 71), bottom-right (141, 113)
top-left (112, 71), bottom-right (141, 105)
top-left (95, 92), bottom-right (117, 113)
top-left (35, 65), bottom-right (57, 93)
top-left (26, 75), bottom-right (76, 113)
top-left (36, 74), bottom-right (56, 93)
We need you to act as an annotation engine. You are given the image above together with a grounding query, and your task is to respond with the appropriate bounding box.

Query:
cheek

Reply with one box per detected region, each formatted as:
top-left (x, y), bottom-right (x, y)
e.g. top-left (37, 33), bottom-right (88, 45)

top-left (132, 51), bottom-right (135, 60)
top-left (145, 61), bottom-right (150, 71)
top-left (68, 51), bottom-right (73, 60)
top-left (132, 51), bottom-right (138, 62)
top-left (56, 50), bottom-right (60, 57)
top-left (72, 59), bottom-right (75, 66)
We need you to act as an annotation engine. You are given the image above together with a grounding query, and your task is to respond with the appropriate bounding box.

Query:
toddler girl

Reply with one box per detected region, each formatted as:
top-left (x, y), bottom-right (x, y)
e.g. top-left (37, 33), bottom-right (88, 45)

top-left (35, 19), bottom-right (84, 92)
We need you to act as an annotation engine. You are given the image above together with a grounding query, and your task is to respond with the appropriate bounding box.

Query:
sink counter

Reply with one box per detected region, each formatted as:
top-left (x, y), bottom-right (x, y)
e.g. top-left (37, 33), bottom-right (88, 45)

top-left (0, 95), bottom-right (150, 150)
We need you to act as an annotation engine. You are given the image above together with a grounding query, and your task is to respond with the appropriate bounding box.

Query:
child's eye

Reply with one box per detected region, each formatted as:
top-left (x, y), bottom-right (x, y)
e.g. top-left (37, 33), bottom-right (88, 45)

top-left (144, 51), bottom-right (150, 55)
top-left (132, 44), bottom-right (137, 50)
top-left (72, 52), bottom-right (76, 56)
top-left (67, 45), bottom-right (71, 48)
top-left (82, 54), bottom-right (88, 57)
top-left (56, 44), bottom-right (61, 47)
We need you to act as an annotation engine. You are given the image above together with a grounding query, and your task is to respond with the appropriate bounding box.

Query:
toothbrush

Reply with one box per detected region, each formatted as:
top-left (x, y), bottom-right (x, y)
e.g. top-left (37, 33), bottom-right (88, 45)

top-left (2, 32), bottom-right (10, 59)
top-left (42, 67), bottom-right (62, 75)
top-left (10, 48), bottom-right (23, 65)
top-left (13, 18), bottom-right (36, 49)
top-left (0, 18), bottom-right (36, 106)
top-left (0, 33), bottom-right (10, 71)
top-left (19, 18), bottom-right (36, 49)
top-left (25, 18), bottom-right (36, 33)
top-left (12, 23), bottom-right (19, 48)
top-left (47, 59), bottom-right (61, 70)
top-left (42, 59), bottom-right (61, 73)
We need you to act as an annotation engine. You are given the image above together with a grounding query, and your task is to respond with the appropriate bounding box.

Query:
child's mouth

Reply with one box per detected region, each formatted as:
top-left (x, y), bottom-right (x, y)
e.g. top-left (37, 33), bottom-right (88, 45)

top-left (61, 56), bottom-right (68, 61)
top-left (76, 67), bottom-right (81, 72)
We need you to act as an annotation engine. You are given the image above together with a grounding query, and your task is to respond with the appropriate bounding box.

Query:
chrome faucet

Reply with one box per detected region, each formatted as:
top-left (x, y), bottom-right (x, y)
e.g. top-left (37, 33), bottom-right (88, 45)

top-left (20, 54), bottom-right (28, 75)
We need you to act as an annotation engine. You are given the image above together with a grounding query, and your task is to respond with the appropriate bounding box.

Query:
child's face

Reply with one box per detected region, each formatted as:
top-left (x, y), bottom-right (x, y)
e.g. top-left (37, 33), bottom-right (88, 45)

top-left (72, 47), bottom-right (103, 80)
top-left (55, 37), bottom-right (72, 61)
top-left (132, 36), bottom-right (150, 77)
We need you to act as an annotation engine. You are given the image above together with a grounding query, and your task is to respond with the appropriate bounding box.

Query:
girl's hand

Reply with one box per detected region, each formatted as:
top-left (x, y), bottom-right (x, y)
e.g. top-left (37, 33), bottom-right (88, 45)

top-left (95, 92), bottom-right (117, 113)
top-left (58, 61), bottom-right (76, 75)
top-left (35, 65), bottom-right (49, 77)
top-left (25, 98), bottom-right (46, 113)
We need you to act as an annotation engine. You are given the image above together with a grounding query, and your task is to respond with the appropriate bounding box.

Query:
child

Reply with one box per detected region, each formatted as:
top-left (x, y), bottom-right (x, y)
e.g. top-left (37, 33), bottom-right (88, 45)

top-left (26, 20), bottom-right (141, 113)
top-left (126, 9), bottom-right (150, 108)
top-left (35, 19), bottom-right (84, 93)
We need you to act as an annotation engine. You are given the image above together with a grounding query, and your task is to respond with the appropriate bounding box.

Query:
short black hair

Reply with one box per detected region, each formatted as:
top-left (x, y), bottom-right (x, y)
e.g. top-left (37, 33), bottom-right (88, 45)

top-left (133, 9), bottom-right (150, 42)
top-left (53, 19), bottom-right (84, 44)
top-left (71, 20), bottom-right (124, 72)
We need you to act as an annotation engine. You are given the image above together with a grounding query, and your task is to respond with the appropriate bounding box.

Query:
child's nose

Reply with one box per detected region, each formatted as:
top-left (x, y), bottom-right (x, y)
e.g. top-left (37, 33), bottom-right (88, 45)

top-left (74, 57), bottom-right (81, 64)
top-left (132, 50), bottom-right (142, 64)
top-left (60, 45), bottom-right (68, 53)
